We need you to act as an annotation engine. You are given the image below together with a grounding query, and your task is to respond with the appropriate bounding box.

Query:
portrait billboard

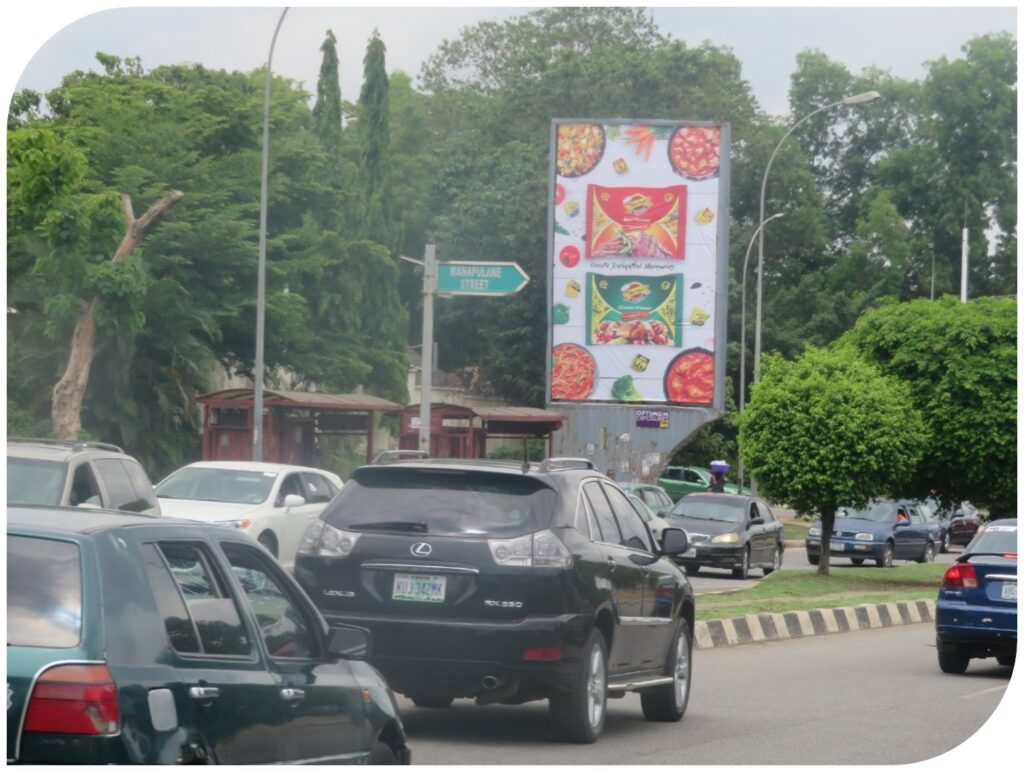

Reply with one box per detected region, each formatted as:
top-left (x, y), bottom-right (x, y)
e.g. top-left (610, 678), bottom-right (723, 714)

top-left (547, 120), bottom-right (729, 408)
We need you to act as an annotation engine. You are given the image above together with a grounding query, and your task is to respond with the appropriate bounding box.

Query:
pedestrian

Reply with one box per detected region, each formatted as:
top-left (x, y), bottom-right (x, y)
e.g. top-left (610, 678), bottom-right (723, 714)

top-left (709, 460), bottom-right (729, 493)
top-left (605, 468), bottom-right (616, 480)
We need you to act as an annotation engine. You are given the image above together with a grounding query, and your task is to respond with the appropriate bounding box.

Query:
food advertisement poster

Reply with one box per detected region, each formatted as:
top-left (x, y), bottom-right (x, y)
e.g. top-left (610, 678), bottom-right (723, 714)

top-left (547, 120), bottom-right (728, 407)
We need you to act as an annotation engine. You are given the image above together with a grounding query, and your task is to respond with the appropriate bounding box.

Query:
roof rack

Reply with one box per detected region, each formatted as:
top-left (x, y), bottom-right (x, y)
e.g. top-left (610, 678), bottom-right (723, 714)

top-left (538, 457), bottom-right (596, 473)
top-left (370, 449), bottom-right (430, 465)
top-left (8, 437), bottom-right (125, 454)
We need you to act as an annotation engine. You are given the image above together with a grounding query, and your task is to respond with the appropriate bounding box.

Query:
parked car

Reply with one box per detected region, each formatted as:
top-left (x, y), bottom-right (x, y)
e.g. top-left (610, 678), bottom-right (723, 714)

top-left (6, 504), bottom-right (409, 765)
top-left (925, 499), bottom-right (984, 549)
top-left (665, 493), bottom-right (785, 578)
top-left (657, 466), bottom-right (747, 502)
top-left (294, 457), bottom-right (694, 744)
top-left (156, 461), bottom-right (343, 570)
top-left (936, 519), bottom-right (1017, 673)
top-left (806, 499), bottom-right (940, 567)
top-left (627, 493), bottom-right (673, 542)
top-left (7, 438), bottom-right (160, 515)
top-left (620, 482), bottom-right (675, 516)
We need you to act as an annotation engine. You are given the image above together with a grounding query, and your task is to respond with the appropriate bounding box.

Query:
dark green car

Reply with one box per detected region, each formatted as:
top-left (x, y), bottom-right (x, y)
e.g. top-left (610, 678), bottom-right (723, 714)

top-left (7, 506), bottom-right (410, 765)
top-left (658, 466), bottom-right (746, 502)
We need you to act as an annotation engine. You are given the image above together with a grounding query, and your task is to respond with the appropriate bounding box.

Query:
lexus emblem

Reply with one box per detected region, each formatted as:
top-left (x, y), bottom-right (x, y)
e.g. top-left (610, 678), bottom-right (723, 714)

top-left (411, 542), bottom-right (433, 557)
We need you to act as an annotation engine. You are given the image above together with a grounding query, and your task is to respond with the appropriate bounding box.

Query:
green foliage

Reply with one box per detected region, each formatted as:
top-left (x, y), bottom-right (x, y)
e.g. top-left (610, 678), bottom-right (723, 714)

top-left (312, 30), bottom-right (343, 161)
top-left (840, 297), bottom-right (1017, 517)
top-left (356, 31), bottom-right (395, 248)
top-left (740, 346), bottom-right (925, 522)
top-left (487, 439), bottom-right (547, 462)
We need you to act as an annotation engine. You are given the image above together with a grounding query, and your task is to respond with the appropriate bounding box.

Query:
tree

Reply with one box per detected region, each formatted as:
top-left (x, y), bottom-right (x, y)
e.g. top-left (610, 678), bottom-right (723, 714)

top-left (840, 297), bottom-right (1017, 517)
top-left (740, 346), bottom-right (925, 575)
top-left (312, 30), bottom-right (343, 162)
top-left (356, 31), bottom-right (395, 247)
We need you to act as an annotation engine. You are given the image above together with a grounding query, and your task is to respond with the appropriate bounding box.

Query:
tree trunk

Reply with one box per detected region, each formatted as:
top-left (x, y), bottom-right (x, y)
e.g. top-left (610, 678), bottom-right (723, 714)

top-left (51, 190), bottom-right (184, 440)
top-left (817, 505), bottom-right (837, 577)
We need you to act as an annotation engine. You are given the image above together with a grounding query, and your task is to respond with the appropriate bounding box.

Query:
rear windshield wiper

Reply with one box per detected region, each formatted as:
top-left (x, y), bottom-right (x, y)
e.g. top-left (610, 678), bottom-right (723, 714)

top-left (348, 520), bottom-right (429, 533)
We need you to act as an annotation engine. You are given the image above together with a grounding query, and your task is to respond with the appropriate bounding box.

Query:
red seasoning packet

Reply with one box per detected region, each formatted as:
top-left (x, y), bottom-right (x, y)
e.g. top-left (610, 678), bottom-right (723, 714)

top-left (586, 185), bottom-right (686, 260)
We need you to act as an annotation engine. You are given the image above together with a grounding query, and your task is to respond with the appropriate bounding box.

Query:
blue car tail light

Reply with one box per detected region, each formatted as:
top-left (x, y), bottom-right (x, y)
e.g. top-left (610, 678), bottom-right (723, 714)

top-left (942, 563), bottom-right (978, 589)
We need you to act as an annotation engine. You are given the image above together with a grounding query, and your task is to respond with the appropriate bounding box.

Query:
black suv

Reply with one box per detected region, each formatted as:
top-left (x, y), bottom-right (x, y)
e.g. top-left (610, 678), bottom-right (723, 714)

top-left (294, 457), bottom-right (694, 743)
top-left (7, 438), bottom-right (161, 515)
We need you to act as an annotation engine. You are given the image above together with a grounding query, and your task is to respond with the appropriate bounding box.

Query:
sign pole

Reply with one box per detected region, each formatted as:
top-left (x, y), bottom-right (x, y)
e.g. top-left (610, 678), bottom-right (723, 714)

top-left (419, 242), bottom-right (436, 453)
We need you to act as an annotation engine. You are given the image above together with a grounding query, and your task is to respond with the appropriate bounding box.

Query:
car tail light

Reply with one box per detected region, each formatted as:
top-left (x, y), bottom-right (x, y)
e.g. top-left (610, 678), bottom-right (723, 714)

top-left (24, 664), bottom-right (119, 736)
top-left (488, 530), bottom-right (572, 568)
top-left (522, 647), bottom-right (562, 661)
top-left (1003, 554), bottom-right (1017, 559)
top-left (297, 521), bottom-right (361, 557)
top-left (942, 563), bottom-right (978, 589)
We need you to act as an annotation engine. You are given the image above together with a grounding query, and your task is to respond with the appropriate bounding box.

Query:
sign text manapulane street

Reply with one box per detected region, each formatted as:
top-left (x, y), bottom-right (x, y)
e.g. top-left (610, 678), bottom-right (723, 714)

top-left (436, 261), bottom-right (530, 296)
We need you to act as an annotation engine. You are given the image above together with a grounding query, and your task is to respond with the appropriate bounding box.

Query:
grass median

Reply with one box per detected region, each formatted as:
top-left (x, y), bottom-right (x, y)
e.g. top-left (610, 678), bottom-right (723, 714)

top-left (694, 564), bottom-right (948, 621)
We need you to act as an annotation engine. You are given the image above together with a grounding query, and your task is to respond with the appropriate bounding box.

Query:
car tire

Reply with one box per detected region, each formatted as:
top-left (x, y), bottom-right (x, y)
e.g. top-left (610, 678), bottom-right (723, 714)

top-left (876, 543), bottom-right (894, 568)
top-left (641, 620), bottom-right (692, 722)
top-left (686, 565), bottom-right (700, 575)
top-left (940, 531), bottom-right (951, 554)
top-left (550, 629), bottom-right (607, 744)
top-left (997, 654), bottom-right (1016, 667)
top-left (807, 553), bottom-right (820, 566)
top-left (851, 558), bottom-right (865, 566)
top-left (917, 542), bottom-right (936, 564)
top-left (732, 547), bottom-right (750, 579)
top-left (763, 545), bottom-right (781, 576)
top-left (258, 531), bottom-right (279, 558)
top-left (369, 741), bottom-right (397, 765)
top-left (937, 645), bottom-right (970, 674)
top-left (410, 695), bottom-right (454, 708)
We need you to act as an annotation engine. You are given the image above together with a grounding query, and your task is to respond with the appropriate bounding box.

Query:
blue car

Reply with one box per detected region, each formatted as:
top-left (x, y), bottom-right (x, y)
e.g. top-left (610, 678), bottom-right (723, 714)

top-left (936, 519), bottom-right (1017, 673)
top-left (805, 500), bottom-right (940, 567)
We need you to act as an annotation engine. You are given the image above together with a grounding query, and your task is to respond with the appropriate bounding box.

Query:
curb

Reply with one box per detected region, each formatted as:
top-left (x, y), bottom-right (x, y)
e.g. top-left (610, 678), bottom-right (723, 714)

top-left (693, 598), bottom-right (936, 650)
top-left (784, 539), bottom-right (803, 548)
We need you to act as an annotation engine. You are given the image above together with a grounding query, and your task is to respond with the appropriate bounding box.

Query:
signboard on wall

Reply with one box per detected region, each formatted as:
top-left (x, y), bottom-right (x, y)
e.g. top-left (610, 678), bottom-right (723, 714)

top-left (546, 120), bottom-right (728, 409)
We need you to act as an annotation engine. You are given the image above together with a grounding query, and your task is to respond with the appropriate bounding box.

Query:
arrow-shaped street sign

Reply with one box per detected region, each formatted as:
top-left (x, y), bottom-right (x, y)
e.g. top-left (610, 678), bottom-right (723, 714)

top-left (436, 261), bottom-right (530, 296)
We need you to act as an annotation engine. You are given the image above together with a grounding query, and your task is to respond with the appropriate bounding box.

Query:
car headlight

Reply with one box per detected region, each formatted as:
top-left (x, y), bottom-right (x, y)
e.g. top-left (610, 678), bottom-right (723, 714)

top-left (216, 518), bottom-right (252, 530)
top-left (711, 532), bottom-right (739, 544)
top-left (855, 532), bottom-right (874, 541)
top-left (808, 527), bottom-right (821, 537)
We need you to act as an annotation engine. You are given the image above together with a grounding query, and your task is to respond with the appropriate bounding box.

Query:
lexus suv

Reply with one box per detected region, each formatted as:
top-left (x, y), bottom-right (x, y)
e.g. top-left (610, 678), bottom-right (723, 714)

top-left (294, 457), bottom-right (694, 743)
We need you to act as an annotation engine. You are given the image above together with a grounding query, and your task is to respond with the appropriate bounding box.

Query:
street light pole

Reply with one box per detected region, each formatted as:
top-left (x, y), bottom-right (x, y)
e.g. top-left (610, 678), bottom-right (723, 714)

top-left (737, 212), bottom-right (784, 490)
top-left (253, 7), bottom-right (289, 462)
top-left (753, 91), bottom-right (881, 386)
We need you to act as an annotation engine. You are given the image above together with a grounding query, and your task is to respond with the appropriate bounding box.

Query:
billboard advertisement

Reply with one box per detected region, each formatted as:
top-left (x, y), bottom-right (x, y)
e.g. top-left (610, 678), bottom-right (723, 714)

top-left (547, 120), bottom-right (729, 407)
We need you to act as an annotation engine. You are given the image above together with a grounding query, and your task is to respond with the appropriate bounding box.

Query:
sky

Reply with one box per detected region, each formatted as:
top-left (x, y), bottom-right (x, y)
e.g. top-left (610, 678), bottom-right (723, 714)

top-left (4, 2), bottom-right (1017, 118)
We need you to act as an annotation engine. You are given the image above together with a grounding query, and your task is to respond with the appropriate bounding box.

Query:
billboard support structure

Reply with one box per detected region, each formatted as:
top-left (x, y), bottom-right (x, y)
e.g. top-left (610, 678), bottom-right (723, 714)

top-left (545, 119), bottom-right (731, 482)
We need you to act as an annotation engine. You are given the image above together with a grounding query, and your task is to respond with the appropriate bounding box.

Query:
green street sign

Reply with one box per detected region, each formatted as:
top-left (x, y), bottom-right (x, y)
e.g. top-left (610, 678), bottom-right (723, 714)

top-left (436, 261), bottom-right (530, 296)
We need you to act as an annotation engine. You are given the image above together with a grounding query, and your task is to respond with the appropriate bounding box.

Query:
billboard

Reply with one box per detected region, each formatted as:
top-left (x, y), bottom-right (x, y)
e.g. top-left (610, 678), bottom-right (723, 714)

top-left (547, 120), bottom-right (729, 408)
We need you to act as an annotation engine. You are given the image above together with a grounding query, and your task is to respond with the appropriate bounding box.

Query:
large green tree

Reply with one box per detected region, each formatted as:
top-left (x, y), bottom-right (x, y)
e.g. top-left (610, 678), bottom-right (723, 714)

top-left (840, 297), bottom-right (1017, 517)
top-left (356, 31), bottom-right (396, 248)
top-left (740, 346), bottom-right (925, 575)
top-left (312, 29), bottom-right (343, 163)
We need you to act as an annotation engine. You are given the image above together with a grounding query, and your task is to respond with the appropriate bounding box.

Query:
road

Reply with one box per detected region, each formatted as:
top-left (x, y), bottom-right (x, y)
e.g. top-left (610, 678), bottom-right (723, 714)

top-left (397, 623), bottom-right (1012, 764)
top-left (686, 543), bottom-right (961, 595)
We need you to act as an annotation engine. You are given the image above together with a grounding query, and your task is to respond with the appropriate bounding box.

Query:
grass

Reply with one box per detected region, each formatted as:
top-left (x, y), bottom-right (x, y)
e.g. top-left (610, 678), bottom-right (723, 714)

top-left (694, 564), bottom-right (948, 621)
top-left (782, 520), bottom-right (811, 541)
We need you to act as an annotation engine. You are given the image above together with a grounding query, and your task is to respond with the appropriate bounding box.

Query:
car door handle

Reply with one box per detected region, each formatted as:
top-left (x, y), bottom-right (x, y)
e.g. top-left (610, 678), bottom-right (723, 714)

top-left (189, 686), bottom-right (220, 700)
top-left (606, 556), bottom-right (616, 572)
top-left (280, 688), bottom-right (306, 701)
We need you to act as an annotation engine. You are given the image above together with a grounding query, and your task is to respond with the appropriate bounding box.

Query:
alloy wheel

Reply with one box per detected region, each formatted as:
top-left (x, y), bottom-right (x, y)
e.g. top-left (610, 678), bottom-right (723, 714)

top-left (673, 633), bottom-right (691, 709)
top-left (586, 643), bottom-right (606, 729)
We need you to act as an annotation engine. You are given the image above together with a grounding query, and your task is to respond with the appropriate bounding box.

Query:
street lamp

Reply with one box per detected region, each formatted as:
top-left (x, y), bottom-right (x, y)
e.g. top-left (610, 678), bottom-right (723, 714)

top-left (253, 7), bottom-right (289, 462)
top-left (737, 212), bottom-right (784, 489)
top-left (752, 90), bottom-right (881, 385)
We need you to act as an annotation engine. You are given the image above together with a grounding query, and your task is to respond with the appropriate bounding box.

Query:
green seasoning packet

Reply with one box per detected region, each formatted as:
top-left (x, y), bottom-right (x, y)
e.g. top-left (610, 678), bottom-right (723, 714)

top-left (586, 273), bottom-right (682, 346)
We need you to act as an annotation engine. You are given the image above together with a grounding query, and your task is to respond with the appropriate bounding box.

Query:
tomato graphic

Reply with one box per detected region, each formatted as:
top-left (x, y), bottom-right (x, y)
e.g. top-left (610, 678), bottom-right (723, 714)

top-left (559, 246), bottom-right (581, 268)
top-left (554, 183), bottom-right (566, 206)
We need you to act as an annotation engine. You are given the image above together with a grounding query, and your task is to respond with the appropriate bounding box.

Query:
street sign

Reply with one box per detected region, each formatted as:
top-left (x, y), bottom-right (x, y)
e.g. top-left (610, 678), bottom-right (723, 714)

top-left (436, 261), bottom-right (529, 296)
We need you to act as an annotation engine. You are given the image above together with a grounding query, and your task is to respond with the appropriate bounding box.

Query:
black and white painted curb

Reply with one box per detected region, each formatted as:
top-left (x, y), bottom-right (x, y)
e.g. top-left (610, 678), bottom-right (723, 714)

top-left (694, 598), bottom-right (937, 650)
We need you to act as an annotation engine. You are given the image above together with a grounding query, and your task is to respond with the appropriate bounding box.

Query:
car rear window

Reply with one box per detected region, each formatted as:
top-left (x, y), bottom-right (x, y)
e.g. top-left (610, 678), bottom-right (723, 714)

top-left (7, 536), bottom-right (82, 648)
top-left (966, 524), bottom-right (1018, 557)
top-left (6, 458), bottom-right (67, 506)
top-left (322, 467), bottom-right (557, 537)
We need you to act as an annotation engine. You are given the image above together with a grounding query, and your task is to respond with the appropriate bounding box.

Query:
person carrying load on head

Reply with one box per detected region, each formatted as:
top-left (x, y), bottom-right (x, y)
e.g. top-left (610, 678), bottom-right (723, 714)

top-left (709, 460), bottom-right (729, 493)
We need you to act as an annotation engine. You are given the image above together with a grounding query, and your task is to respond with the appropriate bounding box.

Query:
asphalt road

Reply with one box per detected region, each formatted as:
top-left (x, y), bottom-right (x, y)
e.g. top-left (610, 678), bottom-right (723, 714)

top-left (686, 543), bottom-right (961, 595)
top-left (397, 623), bottom-right (1012, 764)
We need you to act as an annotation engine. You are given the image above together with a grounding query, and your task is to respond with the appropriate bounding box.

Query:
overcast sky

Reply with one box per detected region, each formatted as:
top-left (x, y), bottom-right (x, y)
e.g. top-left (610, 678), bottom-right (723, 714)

top-left (4, 3), bottom-right (1018, 117)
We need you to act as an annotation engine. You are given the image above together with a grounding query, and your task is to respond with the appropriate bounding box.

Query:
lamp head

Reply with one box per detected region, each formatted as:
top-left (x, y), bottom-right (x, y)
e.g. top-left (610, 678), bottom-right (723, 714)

top-left (843, 90), bottom-right (882, 106)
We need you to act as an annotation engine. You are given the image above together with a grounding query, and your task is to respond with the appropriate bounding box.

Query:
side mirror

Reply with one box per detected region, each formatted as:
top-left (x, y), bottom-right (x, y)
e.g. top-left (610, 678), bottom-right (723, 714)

top-left (326, 625), bottom-right (371, 660)
top-left (660, 527), bottom-right (689, 556)
top-left (749, 517), bottom-right (765, 527)
top-left (283, 494), bottom-right (306, 509)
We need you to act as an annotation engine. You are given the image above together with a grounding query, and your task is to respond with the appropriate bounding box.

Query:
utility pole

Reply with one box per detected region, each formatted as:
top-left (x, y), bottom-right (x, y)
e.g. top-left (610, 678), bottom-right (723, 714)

top-left (961, 202), bottom-right (969, 303)
top-left (418, 243), bottom-right (436, 452)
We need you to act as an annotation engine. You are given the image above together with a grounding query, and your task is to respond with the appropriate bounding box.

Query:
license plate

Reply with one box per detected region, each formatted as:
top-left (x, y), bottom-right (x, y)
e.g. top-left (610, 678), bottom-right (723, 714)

top-left (830, 542), bottom-right (845, 552)
top-left (683, 547), bottom-right (697, 558)
top-left (1002, 583), bottom-right (1017, 601)
top-left (393, 573), bottom-right (446, 603)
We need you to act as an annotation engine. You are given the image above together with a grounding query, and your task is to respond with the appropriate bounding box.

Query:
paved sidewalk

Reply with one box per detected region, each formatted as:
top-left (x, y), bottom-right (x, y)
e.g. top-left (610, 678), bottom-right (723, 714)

top-left (694, 598), bottom-right (936, 650)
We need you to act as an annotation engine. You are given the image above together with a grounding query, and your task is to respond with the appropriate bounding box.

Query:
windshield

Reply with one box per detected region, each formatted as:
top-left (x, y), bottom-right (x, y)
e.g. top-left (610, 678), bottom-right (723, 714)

top-left (670, 498), bottom-right (744, 523)
top-left (966, 524), bottom-right (1017, 556)
top-left (323, 467), bottom-right (557, 537)
top-left (7, 536), bottom-right (83, 648)
top-left (838, 501), bottom-right (897, 522)
top-left (156, 467), bottom-right (277, 505)
top-left (6, 457), bottom-right (67, 506)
